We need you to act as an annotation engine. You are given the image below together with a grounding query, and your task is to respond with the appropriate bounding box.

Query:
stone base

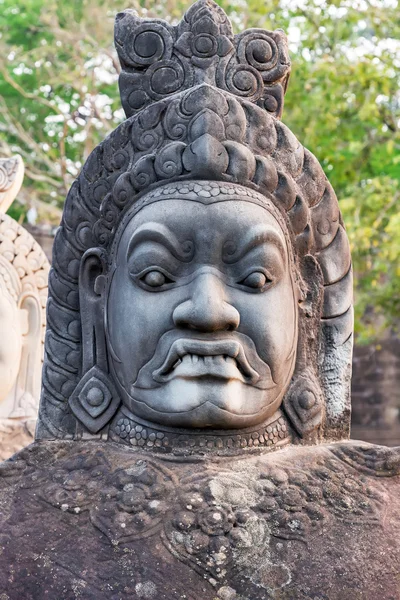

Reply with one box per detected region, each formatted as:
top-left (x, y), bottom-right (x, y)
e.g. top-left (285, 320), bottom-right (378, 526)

top-left (0, 440), bottom-right (399, 599)
top-left (0, 418), bottom-right (35, 461)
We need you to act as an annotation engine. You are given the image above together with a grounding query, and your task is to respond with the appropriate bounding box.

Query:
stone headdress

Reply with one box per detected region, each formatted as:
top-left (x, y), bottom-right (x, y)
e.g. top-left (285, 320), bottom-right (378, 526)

top-left (37, 0), bottom-right (353, 443)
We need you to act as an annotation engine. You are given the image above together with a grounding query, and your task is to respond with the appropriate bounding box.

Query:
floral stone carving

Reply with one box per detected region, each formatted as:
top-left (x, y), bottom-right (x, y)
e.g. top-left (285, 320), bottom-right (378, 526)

top-left (0, 2), bottom-right (399, 598)
top-left (0, 155), bottom-right (49, 460)
top-left (0, 441), bottom-right (399, 599)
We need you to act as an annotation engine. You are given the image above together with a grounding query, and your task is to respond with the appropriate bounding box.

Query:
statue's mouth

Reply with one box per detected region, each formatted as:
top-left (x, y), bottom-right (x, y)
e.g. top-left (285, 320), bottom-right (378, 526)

top-left (152, 339), bottom-right (260, 385)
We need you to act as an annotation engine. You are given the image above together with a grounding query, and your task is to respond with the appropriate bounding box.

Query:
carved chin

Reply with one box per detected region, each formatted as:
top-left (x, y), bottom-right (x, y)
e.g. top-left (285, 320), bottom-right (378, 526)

top-left (126, 378), bottom-right (283, 429)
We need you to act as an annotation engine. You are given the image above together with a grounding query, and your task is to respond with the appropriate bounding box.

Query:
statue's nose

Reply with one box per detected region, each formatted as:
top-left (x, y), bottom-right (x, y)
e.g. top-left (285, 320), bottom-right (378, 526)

top-left (173, 271), bottom-right (240, 332)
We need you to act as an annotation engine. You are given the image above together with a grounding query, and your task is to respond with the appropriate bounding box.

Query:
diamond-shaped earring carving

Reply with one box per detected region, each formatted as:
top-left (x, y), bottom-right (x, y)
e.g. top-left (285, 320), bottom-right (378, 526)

top-left (69, 366), bottom-right (120, 433)
top-left (283, 370), bottom-right (324, 437)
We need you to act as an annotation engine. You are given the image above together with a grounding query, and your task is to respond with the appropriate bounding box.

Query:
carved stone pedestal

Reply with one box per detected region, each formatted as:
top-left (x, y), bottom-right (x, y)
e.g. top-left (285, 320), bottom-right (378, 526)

top-left (0, 440), bottom-right (399, 599)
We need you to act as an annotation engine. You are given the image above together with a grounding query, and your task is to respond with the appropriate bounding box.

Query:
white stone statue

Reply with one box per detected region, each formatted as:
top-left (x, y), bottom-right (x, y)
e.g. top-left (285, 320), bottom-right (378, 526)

top-left (0, 155), bottom-right (49, 459)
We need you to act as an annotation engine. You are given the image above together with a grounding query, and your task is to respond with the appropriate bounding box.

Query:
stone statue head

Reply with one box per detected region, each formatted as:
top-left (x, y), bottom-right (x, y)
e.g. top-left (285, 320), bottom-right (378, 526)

top-left (0, 156), bottom-right (49, 419)
top-left (37, 1), bottom-right (353, 451)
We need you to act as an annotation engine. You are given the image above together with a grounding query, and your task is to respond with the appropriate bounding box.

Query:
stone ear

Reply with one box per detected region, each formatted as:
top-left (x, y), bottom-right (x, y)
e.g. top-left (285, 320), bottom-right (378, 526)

top-left (17, 292), bottom-right (42, 401)
top-left (68, 249), bottom-right (120, 434)
top-left (18, 307), bottom-right (29, 336)
top-left (18, 292), bottom-right (40, 338)
top-left (79, 248), bottom-right (107, 372)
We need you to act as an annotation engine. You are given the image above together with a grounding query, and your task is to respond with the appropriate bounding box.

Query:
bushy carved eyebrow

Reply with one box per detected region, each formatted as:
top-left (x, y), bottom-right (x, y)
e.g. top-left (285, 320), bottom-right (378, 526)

top-left (126, 222), bottom-right (193, 262)
top-left (222, 225), bottom-right (286, 264)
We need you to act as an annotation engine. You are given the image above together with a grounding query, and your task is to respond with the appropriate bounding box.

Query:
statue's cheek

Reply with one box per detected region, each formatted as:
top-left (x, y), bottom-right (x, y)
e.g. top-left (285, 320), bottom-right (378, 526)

top-left (236, 280), bottom-right (297, 372)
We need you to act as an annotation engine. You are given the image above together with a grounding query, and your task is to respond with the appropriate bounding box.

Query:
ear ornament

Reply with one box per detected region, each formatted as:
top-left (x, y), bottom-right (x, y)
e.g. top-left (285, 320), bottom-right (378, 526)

top-left (283, 370), bottom-right (324, 438)
top-left (69, 366), bottom-right (120, 434)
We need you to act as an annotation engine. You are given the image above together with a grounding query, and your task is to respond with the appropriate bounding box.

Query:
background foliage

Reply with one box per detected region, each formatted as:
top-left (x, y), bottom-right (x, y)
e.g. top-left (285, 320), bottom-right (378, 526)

top-left (0, 0), bottom-right (399, 342)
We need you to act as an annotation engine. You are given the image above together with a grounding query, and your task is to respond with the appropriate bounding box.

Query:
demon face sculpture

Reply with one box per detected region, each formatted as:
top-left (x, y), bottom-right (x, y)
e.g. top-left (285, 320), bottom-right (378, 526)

top-left (38, 0), bottom-right (353, 451)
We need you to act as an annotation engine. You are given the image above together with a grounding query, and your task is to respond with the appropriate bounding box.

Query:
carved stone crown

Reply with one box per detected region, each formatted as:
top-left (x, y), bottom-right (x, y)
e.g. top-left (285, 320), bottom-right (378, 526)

top-left (115, 0), bottom-right (290, 119)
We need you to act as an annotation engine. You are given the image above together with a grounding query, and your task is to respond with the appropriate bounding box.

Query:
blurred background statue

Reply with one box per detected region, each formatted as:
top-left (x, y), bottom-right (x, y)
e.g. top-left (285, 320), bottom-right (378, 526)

top-left (0, 155), bottom-right (49, 459)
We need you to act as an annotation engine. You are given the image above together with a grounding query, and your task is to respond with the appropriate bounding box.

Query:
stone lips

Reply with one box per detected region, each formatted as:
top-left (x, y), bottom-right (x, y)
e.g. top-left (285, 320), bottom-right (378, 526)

top-left (155, 353), bottom-right (252, 385)
top-left (142, 337), bottom-right (272, 388)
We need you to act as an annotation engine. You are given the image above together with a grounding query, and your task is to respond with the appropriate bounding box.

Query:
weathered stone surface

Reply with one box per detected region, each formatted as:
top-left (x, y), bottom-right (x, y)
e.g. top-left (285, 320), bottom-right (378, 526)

top-left (114, 1), bottom-right (290, 120)
top-left (0, 440), bottom-right (399, 599)
top-left (0, 155), bottom-right (24, 212)
top-left (1, 2), bottom-right (398, 598)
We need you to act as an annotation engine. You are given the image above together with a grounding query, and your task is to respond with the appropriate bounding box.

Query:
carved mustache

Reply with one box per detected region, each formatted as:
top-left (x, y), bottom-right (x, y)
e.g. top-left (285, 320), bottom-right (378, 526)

top-left (153, 339), bottom-right (260, 384)
top-left (131, 331), bottom-right (277, 391)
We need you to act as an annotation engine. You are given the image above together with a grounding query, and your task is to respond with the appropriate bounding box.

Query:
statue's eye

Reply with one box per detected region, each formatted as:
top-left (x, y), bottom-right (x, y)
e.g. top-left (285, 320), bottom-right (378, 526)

top-left (142, 270), bottom-right (169, 288)
top-left (240, 272), bottom-right (270, 289)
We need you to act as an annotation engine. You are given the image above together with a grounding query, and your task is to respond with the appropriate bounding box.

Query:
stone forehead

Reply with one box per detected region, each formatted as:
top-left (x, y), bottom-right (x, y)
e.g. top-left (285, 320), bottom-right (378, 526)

top-left (112, 180), bottom-right (295, 263)
top-left (119, 181), bottom-right (287, 225)
top-left (143, 180), bottom-right (270, 202)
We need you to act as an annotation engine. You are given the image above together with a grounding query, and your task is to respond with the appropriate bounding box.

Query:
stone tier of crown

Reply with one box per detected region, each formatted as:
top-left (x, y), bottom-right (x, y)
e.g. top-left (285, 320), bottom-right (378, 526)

top-left (115, 0), bottom-right (291, 119)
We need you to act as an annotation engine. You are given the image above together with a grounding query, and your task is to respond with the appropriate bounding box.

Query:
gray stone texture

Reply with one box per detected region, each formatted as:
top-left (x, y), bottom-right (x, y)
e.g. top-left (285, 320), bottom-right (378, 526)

top-left (36, 0), bottom-right (353, 443)
top-left (0, 441), bottom-right (399, 599)
top-left (0, 2), bottom-right (399, 598)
